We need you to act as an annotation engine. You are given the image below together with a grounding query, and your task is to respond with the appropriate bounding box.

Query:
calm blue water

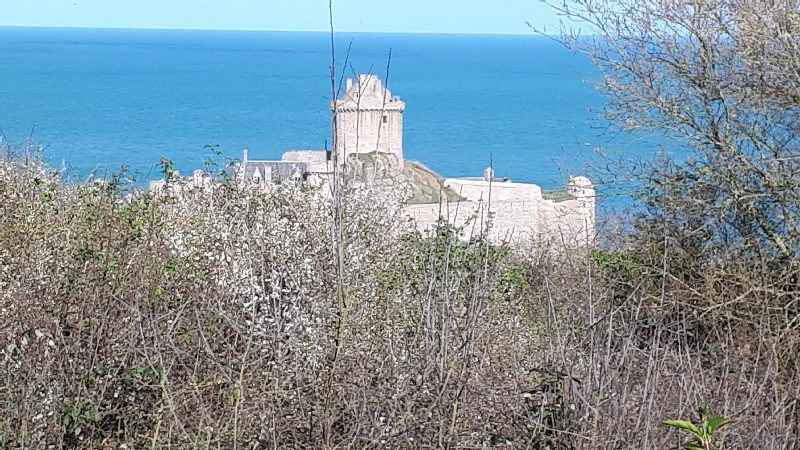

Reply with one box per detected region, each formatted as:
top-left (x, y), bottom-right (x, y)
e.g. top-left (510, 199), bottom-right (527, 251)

top-left (0, 27), bottom-right (645, 189)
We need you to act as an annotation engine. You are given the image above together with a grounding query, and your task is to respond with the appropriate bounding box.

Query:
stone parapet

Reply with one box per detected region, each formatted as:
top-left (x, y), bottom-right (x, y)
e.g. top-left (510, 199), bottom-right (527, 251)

top-left (402, 177), bottom-right (595, 248)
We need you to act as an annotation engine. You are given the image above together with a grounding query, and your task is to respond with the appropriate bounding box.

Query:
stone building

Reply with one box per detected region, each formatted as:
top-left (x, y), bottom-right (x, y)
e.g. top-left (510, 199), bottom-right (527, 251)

top-left (333, 74), bottom-right (405, 167)
top-left (223, 73), bottom-right (406, 188)
top-left (148, 74), bottom-right (596, 247)
top-left (238, 148), bottom-right (308, 184)
top-left (403, 171), bottom-right (597, 247)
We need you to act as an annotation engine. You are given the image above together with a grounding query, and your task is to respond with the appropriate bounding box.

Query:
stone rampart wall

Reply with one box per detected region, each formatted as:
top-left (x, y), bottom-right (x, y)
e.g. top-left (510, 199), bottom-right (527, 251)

top-left (444, 178), bottom-right (543, 203)
top-left (402, 195), bottom-right (594, 247)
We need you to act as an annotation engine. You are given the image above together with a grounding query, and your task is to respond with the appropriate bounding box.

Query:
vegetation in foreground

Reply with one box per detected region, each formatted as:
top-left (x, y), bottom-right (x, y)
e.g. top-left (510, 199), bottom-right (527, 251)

top-left (1, 141), bottom-right (797, 449)
top-left (2, 0), bottom-right (800, 447)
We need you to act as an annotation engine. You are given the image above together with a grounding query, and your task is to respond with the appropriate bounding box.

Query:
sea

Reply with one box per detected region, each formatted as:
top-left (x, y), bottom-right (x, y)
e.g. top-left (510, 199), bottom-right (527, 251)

top-left (0, 27), bottom-right (655, 190)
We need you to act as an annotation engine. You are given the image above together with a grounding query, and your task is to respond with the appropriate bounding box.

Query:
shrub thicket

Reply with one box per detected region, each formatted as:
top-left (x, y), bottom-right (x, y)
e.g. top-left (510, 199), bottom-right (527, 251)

top-left (1, 139), bottom-right (798, 448)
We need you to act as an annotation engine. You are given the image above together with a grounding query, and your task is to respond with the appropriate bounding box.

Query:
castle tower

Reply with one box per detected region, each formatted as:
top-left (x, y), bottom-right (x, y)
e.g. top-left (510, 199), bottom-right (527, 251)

top-left (332, 74), bottom-right (405, 167)
top-left (567, 175), bottom-right (597, 244)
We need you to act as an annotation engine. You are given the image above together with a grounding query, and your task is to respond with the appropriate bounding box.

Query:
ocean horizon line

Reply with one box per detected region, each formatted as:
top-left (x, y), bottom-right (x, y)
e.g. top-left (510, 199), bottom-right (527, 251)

top-left (0, 24), bottom-right (561, 38)
top-left (0, 24), bottom-right (612, 188)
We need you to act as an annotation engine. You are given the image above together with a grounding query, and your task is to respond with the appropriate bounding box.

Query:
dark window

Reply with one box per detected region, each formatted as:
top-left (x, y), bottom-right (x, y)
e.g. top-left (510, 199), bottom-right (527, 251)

top-left (382, 115), bottom-right (388, 124)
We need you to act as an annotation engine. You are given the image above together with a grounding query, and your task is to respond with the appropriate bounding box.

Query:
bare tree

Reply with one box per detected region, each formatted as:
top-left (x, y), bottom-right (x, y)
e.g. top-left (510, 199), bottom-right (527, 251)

top-left (546, 0), bottom-right (800, 259)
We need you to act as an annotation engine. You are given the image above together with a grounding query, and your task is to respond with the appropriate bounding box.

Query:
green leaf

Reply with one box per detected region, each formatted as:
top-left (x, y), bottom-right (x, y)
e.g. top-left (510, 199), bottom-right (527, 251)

top-left (663, 419), bottom-right (703, 438)
top-left (682, 444), bottom-right (705, 450)
top-left (83, 409), bottom-right (101, 423)
top-left (707, 416), bottom-right (730, 434)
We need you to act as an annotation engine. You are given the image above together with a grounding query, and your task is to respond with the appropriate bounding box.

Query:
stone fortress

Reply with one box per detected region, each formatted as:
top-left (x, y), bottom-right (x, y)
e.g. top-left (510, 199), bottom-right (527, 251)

top-left (151, 74), bottom-right (596, 246)
top-left (334, 75), bottom-right (405, 168)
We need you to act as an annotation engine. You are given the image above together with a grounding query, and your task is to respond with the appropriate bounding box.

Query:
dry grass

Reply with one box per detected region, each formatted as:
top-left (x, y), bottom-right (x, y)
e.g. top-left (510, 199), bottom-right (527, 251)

top-left (541, 189), bottom-right (576, 203)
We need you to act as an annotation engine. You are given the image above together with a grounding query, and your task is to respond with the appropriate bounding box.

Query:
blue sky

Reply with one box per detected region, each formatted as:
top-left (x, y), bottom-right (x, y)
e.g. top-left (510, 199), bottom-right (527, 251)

top-left (0, 0), bottom-right (561, 34)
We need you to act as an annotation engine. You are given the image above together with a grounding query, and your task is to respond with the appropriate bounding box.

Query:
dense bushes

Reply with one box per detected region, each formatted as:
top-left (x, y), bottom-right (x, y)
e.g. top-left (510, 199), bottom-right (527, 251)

top-left (0, 151), bottom-right (798, 448)
top-left (0, 153), bottom-right (545, 448)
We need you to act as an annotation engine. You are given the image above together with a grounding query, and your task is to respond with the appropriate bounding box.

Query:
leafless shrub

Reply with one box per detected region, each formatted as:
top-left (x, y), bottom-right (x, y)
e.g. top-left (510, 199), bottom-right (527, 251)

top-left (526, 0), bottom-right (800, 447)
top-left (0, 152), bottom-right (535, 448)
top-left (2, 144), bottom-right (799, 448)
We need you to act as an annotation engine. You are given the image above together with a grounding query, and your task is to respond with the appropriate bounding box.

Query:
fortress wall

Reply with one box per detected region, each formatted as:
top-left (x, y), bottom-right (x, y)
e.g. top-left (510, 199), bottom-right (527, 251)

top-left (402, 195), bottom-right (594, 247)
top-left (535, 199), bottom-right (595, 246)
top-left (444, 179), bottom-right (543, 203)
